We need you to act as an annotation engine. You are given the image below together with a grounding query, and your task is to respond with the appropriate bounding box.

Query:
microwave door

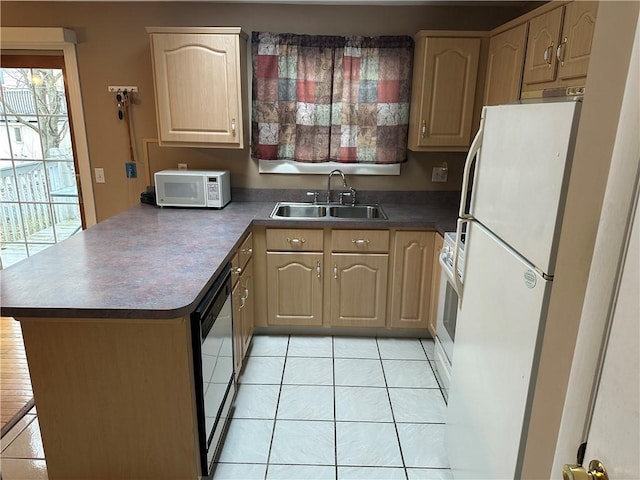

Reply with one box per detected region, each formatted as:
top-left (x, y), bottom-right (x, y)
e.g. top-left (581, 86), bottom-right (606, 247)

top-left (158, 176), bottom-right (205, 207)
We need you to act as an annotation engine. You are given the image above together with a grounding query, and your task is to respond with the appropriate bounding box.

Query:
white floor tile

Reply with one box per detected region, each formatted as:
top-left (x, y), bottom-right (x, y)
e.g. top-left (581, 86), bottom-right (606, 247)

top-left (336, 422), bottom-right (403, 467)
top-left (397, 424), bottom-right (449, 468)
top-left (1, 419), bottom-right (45, 459)
top-left (338, 466), bottom-right (406, 479)
top-left (217, 419), bottom-right (273, 464)
top-left (377, 338), bottom-right (428, 360)
top-left (333, 337), bottom-right (380, 359)
top-left (240, 357), bottom-right (285, 385)
top-left (334, 358), bottom-right (386, 387)
top-left (277, 385), bottom-right (334, 421)
top-left (287, 336), bottom-right (333, 357)
top-left (388, 388), bottom-right (446, 423)
top-left (382, 360), bottom-right (439, 388)
top-left (267, 464), bottom-right (336, 479)
top-left (233, 384), bottom-right (281, 419)
top-left (420, 338), bottom-right (436, 360)
top-left (1, 414), bottom-right (36, 453)
top-left (0, 458), bottom-right (48, 479)
top-left (213, 462), bottom-right (267, 479)
top-left (282, 357), bottom-right (333, 385)
top-left (407, 467), bottom-right (454, 480)
top-left (335, 386), bottom-right (393, 422)
top-left (269, 420), bottom-right (335, 465)
top-left (249, 335), bottom-right (289, 357)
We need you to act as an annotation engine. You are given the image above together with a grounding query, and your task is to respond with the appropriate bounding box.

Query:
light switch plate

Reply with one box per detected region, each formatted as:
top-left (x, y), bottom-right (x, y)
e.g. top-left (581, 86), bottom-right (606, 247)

top-left (95, 168), bottom-right (105, 184)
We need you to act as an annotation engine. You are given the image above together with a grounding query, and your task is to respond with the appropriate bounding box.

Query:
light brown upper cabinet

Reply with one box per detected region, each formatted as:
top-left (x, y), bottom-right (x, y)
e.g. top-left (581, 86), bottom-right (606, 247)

top-left (484, 23), bottom-right (528, 106)
top-left (408, 32), bottom-right (482, 151)
top-left (522, 2), bottom-right (597, 92)
top-left (147, 27), bottom-right (247, 148)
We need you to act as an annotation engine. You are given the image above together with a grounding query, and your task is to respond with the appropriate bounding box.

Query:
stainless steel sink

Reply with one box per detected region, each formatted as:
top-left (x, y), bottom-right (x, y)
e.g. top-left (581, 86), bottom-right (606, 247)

top-left (270, 202), bottom-right (387, 220)
top-left (271, 203), bottom-right (327, 218)
top-left (329, 205), bottom-right (387, 219)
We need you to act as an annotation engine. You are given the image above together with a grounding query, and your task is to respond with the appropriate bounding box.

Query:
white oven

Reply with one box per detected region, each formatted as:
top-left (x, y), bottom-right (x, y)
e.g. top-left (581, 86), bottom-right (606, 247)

top-left (434, 231), bottom-right (464, 402)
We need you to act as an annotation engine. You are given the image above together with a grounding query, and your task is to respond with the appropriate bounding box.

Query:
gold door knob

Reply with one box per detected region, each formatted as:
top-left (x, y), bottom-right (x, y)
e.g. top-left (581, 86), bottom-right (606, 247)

top-left (563, 460), bottom-right (609, 480)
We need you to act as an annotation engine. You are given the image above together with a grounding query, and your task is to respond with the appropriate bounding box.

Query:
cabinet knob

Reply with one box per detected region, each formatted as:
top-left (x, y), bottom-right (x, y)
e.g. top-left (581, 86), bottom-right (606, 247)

top-left (421, 120), bottom-right (427, 138)
top-left (231, 118), bottom-right (236, 137)
top-left (544, 42), bottom-right (555, 68)
top-left (556, 37), bottom-right (568, 67)
top-left (242, 247), bottom-right (253, 255)
top-left (352, 239), bottom-right (370, 248)
top-left (287, 237), bottom-right (306, 247)
top-left (316, 261), bottom-right (321, 279)
top-left (234, 266), bottom-right (242, 275)
top-left (333, 264), bottom-right (338, 279)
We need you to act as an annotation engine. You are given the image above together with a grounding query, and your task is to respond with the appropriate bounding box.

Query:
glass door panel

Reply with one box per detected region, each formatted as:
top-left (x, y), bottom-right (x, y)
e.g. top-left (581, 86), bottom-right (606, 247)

top-left (0, 55), bottom-right (84, 268)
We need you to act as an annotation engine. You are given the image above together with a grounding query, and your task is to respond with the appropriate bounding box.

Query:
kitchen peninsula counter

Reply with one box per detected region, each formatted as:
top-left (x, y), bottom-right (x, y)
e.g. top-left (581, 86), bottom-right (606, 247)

top-left (1, 199), bottom-right (457, 320)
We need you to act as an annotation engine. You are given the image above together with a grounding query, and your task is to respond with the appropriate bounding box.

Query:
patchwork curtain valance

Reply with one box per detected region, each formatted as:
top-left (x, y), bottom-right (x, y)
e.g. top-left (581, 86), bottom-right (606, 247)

top-left (251, 32), bottom-right (414, 164)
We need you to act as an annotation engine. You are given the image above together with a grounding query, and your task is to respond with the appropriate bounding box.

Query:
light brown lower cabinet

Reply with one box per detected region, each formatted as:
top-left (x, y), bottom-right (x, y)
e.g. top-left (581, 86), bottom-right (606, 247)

top-left (389, 231), bottom-right (435, 330)
top-left (266, 252), bottom-right (324, 326)
top-left (232, 233), bottom-right (253, 379)
top-left (330, 253), bottom-right (389, 328)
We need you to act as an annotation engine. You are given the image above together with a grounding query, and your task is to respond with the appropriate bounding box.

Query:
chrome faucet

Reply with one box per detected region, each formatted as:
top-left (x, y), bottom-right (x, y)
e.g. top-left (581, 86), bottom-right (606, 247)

top-left (326, 169), bottom-right (347, 203)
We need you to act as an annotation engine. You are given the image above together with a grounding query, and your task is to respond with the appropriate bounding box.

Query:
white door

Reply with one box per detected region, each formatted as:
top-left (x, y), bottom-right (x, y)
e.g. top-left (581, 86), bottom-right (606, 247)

top-left (446, 220), bottom-right (552, 479)
top-left (572, 194), bottom-right (639, 478)
top-left (553, 7), bottom-right (639, 477)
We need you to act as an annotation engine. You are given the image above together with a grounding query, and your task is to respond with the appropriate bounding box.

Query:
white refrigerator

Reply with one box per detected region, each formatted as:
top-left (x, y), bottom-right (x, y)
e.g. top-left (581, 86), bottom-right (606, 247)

top-left (446, 101), bottom-right (582, 479)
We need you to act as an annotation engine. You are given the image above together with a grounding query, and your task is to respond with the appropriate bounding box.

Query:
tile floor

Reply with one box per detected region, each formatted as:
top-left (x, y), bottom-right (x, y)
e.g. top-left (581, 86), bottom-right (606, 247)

top-left (213, 335), bottom-right (451, 480)
top-left (0, 335), bottom-right (451, 480)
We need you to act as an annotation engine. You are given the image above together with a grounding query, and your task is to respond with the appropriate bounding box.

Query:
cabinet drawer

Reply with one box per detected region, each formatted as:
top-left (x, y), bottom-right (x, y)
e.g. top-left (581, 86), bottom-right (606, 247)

top-left (238, 232), bottom-right (253, 270)
top-left (331, 230), bottom-right (390, 253)
top-left (266, 229), bottom-right (324, 252)
top-left (232, 232), bottom-right (253, 285)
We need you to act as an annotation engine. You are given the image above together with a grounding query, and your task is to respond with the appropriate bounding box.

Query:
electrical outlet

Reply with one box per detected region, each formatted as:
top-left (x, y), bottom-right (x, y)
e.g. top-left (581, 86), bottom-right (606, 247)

top-left (125, 162), bottom-right (137, 179)
top-left (178, 163), bottom-right (187, 170)
top-left (432, 166), bottom-right (448, 183)
top-left (95, 168), bottom-right (105, 184)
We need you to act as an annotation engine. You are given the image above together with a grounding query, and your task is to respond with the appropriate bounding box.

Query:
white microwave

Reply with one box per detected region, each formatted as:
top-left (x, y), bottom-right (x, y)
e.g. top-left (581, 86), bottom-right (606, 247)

top-left (154, 170), bottom-right (231, 208)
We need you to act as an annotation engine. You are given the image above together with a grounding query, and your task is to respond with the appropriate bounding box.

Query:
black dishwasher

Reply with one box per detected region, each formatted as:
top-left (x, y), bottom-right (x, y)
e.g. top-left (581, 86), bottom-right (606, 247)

top-left (190, 263), bottom-right (235, 476)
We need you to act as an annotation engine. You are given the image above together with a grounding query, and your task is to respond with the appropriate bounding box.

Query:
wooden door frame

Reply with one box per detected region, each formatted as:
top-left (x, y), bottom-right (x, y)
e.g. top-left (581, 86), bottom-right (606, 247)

top-left (0, 27), bottom-right (97, 227)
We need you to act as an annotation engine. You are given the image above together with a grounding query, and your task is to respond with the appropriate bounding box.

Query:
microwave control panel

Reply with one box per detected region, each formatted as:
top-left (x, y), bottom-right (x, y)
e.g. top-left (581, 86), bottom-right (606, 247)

top-left (207, 177), bottom-right (220, 201)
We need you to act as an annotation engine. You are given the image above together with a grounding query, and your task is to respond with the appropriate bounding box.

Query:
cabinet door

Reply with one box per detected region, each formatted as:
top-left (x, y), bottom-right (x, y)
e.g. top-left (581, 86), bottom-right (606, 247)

top-left (389, 231), bottom-right (435, 329)
top-left (522, 7), bottom-right (564, 86)
top-left (484, 23), bottom-right (528, 106)
top-left (330, 254), bottom-right (388, 328)
top-left (267, 252), bottom-right (323, 326)
top-left (409, 36), bottom-right (481, 150)
top-left (150, 33), bottom-right (242, 147)
top-left (232, 280), bottom-right (243, 380)
top-left (428, 233), bottom-right (444, 338)
top-left (557, 1), bottom-right (598, 81)
top-left (241, 259), bottom-right (253, 355)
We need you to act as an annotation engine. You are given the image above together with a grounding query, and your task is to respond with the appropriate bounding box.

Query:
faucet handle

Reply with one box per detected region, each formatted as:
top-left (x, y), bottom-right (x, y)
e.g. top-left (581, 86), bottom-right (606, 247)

top-left (306, 191), bottom-right (319, 204)
top-left (338, 191), bottom-right (352, 205)
top-left (349, 186), bottom-right (357, 206)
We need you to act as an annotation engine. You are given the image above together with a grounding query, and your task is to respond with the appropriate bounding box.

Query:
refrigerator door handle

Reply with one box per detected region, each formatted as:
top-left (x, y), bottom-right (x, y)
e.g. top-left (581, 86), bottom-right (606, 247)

top-left (459, 108), bottom-right (486, 220)
top-left (453, 218), bottom-right (467, 300)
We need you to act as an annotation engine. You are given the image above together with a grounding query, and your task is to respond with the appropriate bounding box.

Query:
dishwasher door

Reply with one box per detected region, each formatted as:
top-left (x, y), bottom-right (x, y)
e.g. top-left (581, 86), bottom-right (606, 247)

top-left (191, 264), bottom-right (234, 476)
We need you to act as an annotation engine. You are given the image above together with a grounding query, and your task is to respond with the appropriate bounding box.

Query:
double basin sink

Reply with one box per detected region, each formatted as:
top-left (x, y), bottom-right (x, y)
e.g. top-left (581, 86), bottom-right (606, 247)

top-left (270, 202), bottom-right (388, 220)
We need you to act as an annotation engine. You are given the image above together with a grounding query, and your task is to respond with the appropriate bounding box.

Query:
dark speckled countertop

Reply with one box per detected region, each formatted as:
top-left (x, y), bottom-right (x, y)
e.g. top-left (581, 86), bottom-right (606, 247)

top-left (0, 196), bottom-right (458, 320)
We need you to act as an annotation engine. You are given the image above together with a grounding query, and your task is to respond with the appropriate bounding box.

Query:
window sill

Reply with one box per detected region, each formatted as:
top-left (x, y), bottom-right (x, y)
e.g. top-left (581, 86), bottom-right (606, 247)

top-left (258, 160), bottom-right (401, 175)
